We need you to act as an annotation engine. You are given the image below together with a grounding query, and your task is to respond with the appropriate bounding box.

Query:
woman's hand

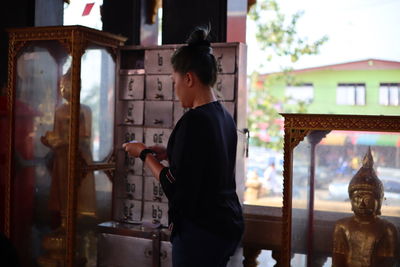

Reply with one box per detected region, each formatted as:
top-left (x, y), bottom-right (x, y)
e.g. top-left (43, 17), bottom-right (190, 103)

top-left (122, 141), bottom-right (146, 158)
top-left (149, 145), bottom-right (168, 161)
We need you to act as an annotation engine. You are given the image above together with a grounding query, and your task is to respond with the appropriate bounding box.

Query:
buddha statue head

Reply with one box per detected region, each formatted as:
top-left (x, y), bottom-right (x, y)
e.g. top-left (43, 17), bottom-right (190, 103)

top-left (348, 147), bottom-right (384, 217)
top-left (60, 69), bottom-right (72, 103)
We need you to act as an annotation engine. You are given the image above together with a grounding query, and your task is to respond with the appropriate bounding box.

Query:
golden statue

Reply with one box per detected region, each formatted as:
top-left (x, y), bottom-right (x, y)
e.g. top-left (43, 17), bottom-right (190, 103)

top-left (332, 148), bottom-right (398, 267)
top-left (38, 69), bottom-right (96, 266)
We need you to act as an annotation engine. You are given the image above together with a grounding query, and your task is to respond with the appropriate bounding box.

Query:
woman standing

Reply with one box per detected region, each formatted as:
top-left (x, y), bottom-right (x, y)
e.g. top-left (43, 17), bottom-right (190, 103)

top-left (123, 26), bottom-right (244, 267)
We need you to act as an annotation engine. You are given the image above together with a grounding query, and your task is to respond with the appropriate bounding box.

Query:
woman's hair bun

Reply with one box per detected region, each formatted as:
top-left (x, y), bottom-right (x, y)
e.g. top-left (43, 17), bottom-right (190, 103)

top-left (187, 25), bottom-right (211, 48)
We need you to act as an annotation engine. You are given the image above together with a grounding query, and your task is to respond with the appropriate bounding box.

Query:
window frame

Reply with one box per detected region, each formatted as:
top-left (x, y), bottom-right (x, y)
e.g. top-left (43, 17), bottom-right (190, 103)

top-left (379, 83), bottom-right (400, 106)
top-left (285, 83), bottom-right (314, 105)
top-left (336, 83), bottom-right (366, 106)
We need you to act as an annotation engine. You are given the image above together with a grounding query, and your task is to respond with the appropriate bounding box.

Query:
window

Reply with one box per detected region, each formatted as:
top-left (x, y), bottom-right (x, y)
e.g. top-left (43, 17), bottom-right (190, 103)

top-left (379, 83), bottom-right (400, 106)
top-left (285, 83), bottom-right (314, 104)
top-left (336, 83), bottom-right (365, 105)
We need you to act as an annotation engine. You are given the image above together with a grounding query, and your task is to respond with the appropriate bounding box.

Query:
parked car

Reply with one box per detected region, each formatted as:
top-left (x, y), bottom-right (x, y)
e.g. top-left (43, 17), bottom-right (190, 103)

top-left (328, 176), bottom-right (400, 202)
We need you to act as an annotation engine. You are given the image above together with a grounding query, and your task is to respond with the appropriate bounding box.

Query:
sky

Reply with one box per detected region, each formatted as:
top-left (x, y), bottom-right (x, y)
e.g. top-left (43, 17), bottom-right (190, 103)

top-left (246, 0), bottom-right (400, 73)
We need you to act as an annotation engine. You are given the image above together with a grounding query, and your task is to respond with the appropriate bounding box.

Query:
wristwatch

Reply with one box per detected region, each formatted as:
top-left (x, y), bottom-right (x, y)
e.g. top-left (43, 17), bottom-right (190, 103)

top-left (139, 148), bottom-right (156, 162)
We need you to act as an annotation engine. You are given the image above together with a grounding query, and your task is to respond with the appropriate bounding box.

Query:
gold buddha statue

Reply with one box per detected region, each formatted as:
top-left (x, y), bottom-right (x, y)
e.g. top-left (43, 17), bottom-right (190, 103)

top-left (41, 69), bottom-right (96, 220)
top-left (332, 148), bottom-right (398, 267)
top-left (38, 69), bottom-right (96, 266)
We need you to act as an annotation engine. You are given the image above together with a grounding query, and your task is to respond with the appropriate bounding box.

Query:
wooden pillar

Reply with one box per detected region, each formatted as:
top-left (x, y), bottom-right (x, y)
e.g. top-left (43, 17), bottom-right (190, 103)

top-left (102, 0), bottom-right (159, 46)
top-left (35, 0), bottom-right (63, 26)
top-left (102, 0), bottom-right (142, 45)
top-left (161, 0), bottom-right (228, 44)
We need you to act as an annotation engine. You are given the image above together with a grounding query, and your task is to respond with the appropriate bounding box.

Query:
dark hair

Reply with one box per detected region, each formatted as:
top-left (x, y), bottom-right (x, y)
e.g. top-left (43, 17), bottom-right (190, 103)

top-left (171, 26), bottom-right (217, 87)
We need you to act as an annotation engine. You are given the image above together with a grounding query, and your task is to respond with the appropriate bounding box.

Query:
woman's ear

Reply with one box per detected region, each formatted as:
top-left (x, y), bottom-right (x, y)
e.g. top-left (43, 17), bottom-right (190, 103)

top-left (185, 72), bottom-right (195, 87)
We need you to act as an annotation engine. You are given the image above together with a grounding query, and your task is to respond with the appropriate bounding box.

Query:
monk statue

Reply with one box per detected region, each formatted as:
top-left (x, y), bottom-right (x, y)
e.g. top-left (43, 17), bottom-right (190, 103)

top-left (332, 148), bottom-right (398, 267)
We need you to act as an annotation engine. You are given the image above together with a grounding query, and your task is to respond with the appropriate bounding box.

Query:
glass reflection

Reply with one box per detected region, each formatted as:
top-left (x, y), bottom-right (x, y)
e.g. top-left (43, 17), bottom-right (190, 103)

top-left (315, 130), bottom-right (400, 215)
top-left (291, 140), bottom-right (311, 266)
top-left (80, 47), bottom-right (115, 162)
top-left (12, 41), bottom-right (70, 267)
top-left (75, 47), bottom-right (116, 265)
top-left (41, 68), bottom-right (96, 220)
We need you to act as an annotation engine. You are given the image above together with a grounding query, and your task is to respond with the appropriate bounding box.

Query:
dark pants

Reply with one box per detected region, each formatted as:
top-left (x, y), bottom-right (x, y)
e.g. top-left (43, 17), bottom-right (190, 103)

top-left (171, 219), bottom-right (241, 267)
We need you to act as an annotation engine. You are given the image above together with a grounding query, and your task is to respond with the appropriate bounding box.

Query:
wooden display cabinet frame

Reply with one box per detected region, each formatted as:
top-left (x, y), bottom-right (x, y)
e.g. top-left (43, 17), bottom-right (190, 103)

top-left (5, 25), bottom-right (126, 267)
top-left (281, 113), bottom-right (400, 266)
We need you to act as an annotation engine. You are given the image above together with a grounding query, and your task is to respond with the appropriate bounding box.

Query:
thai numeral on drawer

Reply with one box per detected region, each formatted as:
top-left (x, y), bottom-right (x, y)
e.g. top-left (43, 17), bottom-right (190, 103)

top-left (217, 53), bottom-right (224, 73)
top-left (158, 53), bottom-right (163, 66)
top-left (125, 132), bottom-right (136, 143)
top-left (216, 80), bottom-right (222, 92)
top-left (153, 182), bottom-right (164, 201)
top-left (128, 78), bottom-right (135, 97)
top-left (152, 205), bottom-right (163, 222)
top-left (126, 182), bottom-right (136, 194)
top-left (125, 104), bottom-right (135, 124)
top-left (124, 151), bottom-right (136, 167)
top-left (153, 132), bottom-right (164, 144)
top-left (124, 202), bottom-right (135, 220)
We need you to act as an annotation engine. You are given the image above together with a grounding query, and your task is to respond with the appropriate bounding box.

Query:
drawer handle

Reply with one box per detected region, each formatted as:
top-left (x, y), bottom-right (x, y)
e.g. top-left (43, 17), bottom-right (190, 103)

top-left (154, 119), bottom-right (163, 125)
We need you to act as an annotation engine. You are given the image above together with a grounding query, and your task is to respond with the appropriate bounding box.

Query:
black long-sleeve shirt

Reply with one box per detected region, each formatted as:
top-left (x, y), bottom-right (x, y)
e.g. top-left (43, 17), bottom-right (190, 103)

top-left (159, 101), bottom-right (244, 241)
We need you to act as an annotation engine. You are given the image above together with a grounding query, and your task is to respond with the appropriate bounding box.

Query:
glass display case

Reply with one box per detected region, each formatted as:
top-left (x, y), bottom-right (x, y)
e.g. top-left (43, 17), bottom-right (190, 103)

top-left (281, 114), bottom-right (400, 267)
top-left (4, 26), bottom-right (126, 267)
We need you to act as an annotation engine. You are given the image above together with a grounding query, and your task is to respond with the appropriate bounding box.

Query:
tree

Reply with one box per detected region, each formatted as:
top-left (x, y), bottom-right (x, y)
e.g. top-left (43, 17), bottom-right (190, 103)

top-left (247, 0), bottom-right (328, 150)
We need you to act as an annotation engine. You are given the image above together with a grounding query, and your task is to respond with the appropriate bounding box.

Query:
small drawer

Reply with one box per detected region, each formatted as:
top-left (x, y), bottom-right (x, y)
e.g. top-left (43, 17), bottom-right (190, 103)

top-left (117, 150), bottom-right (143, 176)
top-left (115, 174), bottom-right (143, 200)
top-left (173, 101), bottom-right (188, 125)
top-left (143, 177), bottom-right (168, 203)
top-left (117, 101), bottom-right (144, 125)
top-left (144, 128), bottom-right (172, 147)
top-left (98, 233), bottom-right (153, 267)
top-left (143, 201), bottom-right (169, 226)
top-left (119, 74), bottom-right (145, 100)
top-left (145, 49), bottom-right (174, 74)
top-left (212, 47), bottom-right (236, 74)
top-left (114, 198), bottom-right (142, 223)
top-left (214, 74), bottom-right (235, 101)
top-left (144, 101), bottom-right (173, 128)
top-left (116, 126), bottom-right (144, 149)
top-left (145, 75), bottom-right (173, 101)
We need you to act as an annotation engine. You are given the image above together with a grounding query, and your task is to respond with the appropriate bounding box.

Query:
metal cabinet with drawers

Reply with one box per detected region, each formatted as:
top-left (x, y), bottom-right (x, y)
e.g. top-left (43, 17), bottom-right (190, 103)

top-left (99, 43), bottom-right (247, 267)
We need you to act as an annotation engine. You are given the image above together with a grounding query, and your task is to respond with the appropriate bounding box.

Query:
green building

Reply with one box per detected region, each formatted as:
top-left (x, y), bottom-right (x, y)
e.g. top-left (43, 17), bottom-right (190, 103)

top-left (250, 59), bottom-right (400, 168)
top-left (263, 58), bottom-right (400, 115)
